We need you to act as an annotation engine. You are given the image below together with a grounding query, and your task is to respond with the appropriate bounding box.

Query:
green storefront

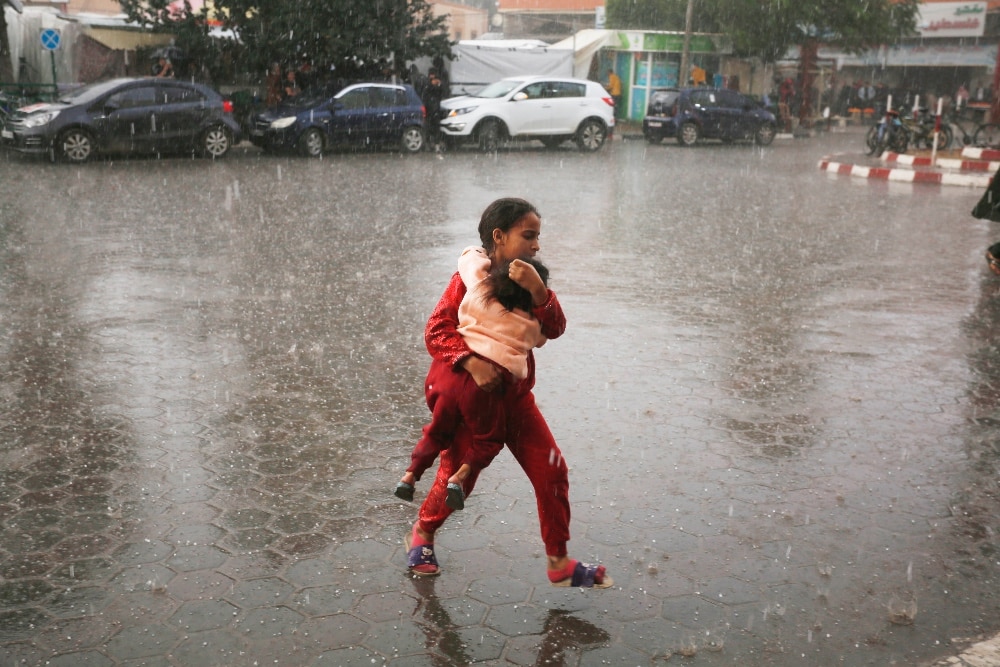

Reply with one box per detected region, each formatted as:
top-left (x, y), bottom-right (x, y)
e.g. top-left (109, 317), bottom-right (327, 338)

top-left (598, 31), bottom-right (732, 121)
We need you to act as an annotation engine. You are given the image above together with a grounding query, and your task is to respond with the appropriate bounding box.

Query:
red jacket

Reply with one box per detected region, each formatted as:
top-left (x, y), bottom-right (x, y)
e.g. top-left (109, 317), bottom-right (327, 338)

top-left (425, 271), bottom-right (566, 383)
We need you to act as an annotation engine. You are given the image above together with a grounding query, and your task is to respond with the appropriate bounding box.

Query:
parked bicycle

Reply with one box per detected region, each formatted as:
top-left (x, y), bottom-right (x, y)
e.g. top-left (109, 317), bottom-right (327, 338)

top-left (945, 108), bottom-right (1000, 148)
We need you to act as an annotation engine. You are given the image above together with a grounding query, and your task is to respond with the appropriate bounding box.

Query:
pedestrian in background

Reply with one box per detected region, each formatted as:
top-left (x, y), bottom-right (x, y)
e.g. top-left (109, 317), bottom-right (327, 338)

top-left (605, 68), bottom-right (622, 119)
top-left (403, 197), bottom-right (613, 589)
top-left (422, 68), bottom-right (444, 150)
top-left (265, 62), bottom-right (283, 107)
top-left (282, 70), bottom-right (300, 100)
top-left (152, 56), bottom-right (174, 78)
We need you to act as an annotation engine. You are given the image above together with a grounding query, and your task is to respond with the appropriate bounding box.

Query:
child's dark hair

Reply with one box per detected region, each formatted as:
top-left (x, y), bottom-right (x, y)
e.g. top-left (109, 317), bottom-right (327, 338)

top-left (478, 198), bottom-right (540, 254)
top-left (483, 258), bottom-right (549, 313)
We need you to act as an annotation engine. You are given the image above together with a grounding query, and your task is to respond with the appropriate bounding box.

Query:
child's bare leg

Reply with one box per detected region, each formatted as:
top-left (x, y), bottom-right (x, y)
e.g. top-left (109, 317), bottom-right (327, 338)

top-left (400, 471), bottom-right (416, 486)
top-left (447, 464), bottom-right (471, 486)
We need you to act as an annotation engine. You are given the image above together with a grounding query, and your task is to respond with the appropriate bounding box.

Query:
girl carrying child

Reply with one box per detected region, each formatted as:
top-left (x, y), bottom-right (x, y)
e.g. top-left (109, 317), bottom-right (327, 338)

top-left (400, 197), bottom-right (612, 589)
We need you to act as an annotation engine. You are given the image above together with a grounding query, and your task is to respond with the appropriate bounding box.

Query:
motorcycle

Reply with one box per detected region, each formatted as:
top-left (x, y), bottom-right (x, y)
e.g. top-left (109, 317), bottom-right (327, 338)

top-left (865, 109), bottom-right (908, 157)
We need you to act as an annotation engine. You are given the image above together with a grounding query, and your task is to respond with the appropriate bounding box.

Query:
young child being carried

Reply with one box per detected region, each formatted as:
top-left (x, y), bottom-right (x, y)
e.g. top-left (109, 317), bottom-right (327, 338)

top-left (395, 247), bottom-right (549, 511)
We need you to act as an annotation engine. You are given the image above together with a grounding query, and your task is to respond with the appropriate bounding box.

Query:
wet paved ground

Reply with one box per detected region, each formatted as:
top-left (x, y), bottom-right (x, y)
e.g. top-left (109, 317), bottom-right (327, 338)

top-left (1, 129), bottom-right (999, 666)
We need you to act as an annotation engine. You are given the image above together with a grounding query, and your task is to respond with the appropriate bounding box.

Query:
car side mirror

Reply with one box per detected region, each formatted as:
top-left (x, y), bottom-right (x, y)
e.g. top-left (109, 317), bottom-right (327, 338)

top-left (513, 92), bottom-right (528, 102)
top-left (103, 102), bottom-right (119, 113)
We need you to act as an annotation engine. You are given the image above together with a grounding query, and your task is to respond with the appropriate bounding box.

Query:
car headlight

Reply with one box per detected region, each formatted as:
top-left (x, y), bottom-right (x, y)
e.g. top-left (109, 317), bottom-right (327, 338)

top-left (269, 117), bottom-right (297, 129)
top-left (23, 111), bottom-right (59, 128)
top-left (447, 107), bottom-right (476, 118)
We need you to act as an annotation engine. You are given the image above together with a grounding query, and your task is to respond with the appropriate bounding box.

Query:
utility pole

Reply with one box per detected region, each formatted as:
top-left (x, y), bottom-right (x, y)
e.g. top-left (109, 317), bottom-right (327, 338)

top-left (678, 0), bottom-right (694, 87)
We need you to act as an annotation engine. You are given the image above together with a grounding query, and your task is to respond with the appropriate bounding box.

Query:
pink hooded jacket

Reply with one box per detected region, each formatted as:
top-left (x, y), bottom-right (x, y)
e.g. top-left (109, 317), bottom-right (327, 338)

top-left (456, 246), bottom-right (546, 380)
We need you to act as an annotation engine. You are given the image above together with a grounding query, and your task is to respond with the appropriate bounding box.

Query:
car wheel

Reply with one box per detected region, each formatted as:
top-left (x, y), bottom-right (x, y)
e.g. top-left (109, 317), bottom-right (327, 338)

top-left (754, 123), bottom-right (776, 146)
top-left (477, 119), bottom-right (501, 152)
top-left (678, 122), bottom-right (699, 146)
top-left (541, 136), bottom-right (564, 149)
top-left (57, 128), bottom-right (94, 163)
top-left (298, 128), bottom-right (324, 157)
top-left (575, 119), bottom-right (606, 151)
top-left (201, 125), bottom-right (232, 159)
top-left (400, 126), bottom-right (424, 153)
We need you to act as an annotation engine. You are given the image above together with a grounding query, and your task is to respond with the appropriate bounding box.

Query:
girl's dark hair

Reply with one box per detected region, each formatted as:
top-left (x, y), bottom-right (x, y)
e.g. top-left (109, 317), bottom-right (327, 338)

top-left (483, 258), bottom-right (549, 313)
top-left (478, 198), bottom-right (539, 253)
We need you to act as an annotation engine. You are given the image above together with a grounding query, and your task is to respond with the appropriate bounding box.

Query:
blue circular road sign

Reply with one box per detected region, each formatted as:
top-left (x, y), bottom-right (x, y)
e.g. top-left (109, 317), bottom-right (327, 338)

top-left (40, 29), bottom-right (60, 51)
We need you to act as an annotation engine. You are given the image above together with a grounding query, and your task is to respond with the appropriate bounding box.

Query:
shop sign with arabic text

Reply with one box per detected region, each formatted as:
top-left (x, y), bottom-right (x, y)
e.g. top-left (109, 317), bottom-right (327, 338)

top-left (917, 2), bottom-right (987, 38)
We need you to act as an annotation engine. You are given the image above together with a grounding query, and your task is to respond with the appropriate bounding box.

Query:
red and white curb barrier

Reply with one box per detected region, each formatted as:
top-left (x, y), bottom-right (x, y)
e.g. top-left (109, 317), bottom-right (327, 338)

top-left (881, 151), bottom-right (1000, 172)
top-left (818, 155), bottom-right (991, 187)
top-left (962, 146), bottom-right (1000, 161)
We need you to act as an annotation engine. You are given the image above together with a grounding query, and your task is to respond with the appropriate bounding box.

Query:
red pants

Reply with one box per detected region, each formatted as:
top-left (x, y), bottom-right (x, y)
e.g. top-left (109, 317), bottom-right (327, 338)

top-left (416, 366), bottom-right (571, 558)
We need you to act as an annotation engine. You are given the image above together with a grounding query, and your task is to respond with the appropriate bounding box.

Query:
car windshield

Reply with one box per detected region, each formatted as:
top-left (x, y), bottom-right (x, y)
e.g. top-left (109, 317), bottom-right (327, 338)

top-left (473, 80), bottom-right (524, 99)
top-left (56, 79), bottom-right (132, 105)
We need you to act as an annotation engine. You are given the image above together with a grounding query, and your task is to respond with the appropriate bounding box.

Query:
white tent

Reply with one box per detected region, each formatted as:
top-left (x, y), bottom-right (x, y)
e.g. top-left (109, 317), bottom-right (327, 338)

top-left (550, 29), bottom-right (614, 79)
top-left (447, 39), bottom-right (574, 95)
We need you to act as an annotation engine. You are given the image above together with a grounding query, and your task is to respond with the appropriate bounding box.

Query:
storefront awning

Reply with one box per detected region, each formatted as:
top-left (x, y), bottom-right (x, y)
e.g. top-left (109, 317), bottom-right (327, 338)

top-left (784, 42), bottom-right (998, 68)
top-left (84, 27), bottom-right (174, 51)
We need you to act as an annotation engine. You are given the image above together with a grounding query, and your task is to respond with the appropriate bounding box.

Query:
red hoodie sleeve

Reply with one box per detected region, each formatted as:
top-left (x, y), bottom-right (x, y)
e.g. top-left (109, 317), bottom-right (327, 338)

top-left (425, 272), bottom-right (473, 367)
top-left (532, 289), bottom-right (566, 340)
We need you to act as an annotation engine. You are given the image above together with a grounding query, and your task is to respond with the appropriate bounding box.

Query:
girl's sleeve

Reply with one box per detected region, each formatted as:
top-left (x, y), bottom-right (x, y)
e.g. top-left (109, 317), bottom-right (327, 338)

top-left (532, 289), bottom-right (566, 340)
top-left (425, 272), bottom-right (473, 367)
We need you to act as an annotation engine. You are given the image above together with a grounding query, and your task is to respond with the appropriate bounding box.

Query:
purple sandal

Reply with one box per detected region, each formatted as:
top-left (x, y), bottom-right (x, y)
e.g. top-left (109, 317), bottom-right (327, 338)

top-left (405, 535), bottom-right (441, 577)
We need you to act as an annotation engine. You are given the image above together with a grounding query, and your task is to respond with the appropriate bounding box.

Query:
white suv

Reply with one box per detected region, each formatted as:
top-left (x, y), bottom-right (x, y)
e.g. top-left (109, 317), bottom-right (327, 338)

top-left (439, 76), bottom-right (615, 152)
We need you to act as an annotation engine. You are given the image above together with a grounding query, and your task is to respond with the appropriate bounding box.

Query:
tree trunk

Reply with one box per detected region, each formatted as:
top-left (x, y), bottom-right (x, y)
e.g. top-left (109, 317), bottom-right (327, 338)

top-left (798, 39), bottom-right (817, 127)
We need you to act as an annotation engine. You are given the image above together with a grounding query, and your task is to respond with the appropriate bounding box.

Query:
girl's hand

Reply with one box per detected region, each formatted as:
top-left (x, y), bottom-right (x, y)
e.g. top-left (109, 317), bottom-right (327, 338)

top-left (461, 355), bottom-right (503, 391)
top-left (508, 259), bottom-right (547, 306)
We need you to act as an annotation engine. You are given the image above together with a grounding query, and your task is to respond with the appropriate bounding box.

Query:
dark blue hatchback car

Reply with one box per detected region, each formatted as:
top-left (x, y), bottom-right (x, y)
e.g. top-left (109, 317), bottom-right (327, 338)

top-left (1, 77), bottom-right (241, 163)
top-left (642, 87), bottom-right (777, 147)
top-left (249, 82), bottom-right (426, 156)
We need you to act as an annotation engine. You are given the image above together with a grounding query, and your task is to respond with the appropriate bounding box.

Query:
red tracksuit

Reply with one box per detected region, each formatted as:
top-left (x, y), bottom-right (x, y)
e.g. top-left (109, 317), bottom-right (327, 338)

top-left (417, 271), bottom-right (571, 558)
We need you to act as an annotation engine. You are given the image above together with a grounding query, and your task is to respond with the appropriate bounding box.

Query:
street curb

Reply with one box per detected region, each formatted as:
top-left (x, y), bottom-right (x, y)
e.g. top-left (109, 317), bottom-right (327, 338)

top-left (818, 153), bottom-right (991, 187)
top-left (881, 151), bottom-right (1000, 172)
top-left (962, 146), bottom-right (1000, 161)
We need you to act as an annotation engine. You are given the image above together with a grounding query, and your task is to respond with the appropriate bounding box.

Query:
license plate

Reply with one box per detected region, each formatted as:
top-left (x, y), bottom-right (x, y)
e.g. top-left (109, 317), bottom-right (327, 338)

top-left (1, 129), bottom-right (12, 139)
top-left (647, 121), bottom-right (662, 128)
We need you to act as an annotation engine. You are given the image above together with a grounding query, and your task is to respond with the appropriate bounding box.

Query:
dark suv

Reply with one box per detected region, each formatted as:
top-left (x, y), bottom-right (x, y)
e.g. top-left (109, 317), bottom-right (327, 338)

top-left (249, 82), bottom-right (426, 156)
top-left (642, 87), bottom-right (777, 147)
top-left (1, 77), bottom-right (241, 163)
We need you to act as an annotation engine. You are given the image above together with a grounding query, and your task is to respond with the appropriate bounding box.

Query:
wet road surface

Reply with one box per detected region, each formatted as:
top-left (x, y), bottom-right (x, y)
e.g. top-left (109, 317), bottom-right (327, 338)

top-left (1, 130), bottom-right (999, 666)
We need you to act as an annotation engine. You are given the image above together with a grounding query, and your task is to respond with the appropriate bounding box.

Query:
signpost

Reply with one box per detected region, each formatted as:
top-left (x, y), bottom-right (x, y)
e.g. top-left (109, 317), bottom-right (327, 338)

top-left (40, 28), bottom-right (59, 97)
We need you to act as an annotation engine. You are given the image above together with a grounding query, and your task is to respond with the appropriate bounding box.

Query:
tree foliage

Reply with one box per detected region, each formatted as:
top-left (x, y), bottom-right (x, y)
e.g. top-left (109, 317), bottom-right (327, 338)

top-left (117, 0), bottom-right (454, 83)
top-left (606, 0), bottom-right (919, 64)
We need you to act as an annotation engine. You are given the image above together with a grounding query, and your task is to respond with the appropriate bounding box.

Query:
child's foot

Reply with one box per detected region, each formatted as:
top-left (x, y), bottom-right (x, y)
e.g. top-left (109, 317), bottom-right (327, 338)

top-left (394, 481), bottom-right (415, 502)
top-left (395, 472), bottom-right (416, 501)
top-left (548, 559), bottom-right (613, 588)
top-left (405, 524), bottom-right (440, 576)
top-left (445, 482), bottom-right (465, 511)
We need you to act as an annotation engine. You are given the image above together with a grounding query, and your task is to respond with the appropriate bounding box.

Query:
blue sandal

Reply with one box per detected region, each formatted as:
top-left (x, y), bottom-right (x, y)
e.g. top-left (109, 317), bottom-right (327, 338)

top-left (405, 535), bottom-right (440, 577)
top-left (550, 561), bottom-right (613, 589)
